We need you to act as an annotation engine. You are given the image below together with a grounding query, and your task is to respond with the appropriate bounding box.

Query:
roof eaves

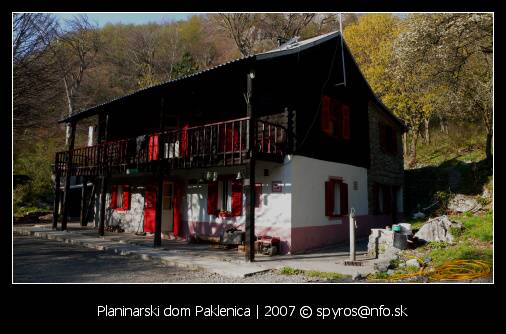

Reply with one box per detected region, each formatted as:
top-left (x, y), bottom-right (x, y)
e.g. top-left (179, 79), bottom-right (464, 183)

top-left (58, 54), bottom-right (256, 123)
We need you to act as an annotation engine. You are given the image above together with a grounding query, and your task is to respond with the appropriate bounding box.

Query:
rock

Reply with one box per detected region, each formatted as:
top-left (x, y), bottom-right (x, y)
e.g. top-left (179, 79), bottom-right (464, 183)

top-left (406, 259), bottom-right (420, 269)
top-left (424, 257), bottom-right (432, 264)
top-left (387, 269), bottom-right (395, 275)
top-left (352, 272), bottom-right (362, 280)
top-left (374, 260), bottom-right (390, 272)
top-left (448, 194), bottom-right (482, 213)
top-left (39, 213), bottom-right (53, 221)
top-left (412, 211), bottom-right (425, 219)
top-left (414, 215), bottom-right (463, 243)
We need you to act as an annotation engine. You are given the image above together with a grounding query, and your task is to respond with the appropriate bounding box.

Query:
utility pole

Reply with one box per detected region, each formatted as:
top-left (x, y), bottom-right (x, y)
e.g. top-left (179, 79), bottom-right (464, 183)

top-left (245, 70), bottom-right (256, 262)
top-left (349, 207), bottom-right (356, 261)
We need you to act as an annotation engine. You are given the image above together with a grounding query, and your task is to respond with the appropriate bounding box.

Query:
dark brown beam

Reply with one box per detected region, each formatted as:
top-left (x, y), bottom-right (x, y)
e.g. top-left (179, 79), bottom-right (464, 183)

top-left (98, 114), bottom-right (109, 236)
top-left (80, 176), bottom-right (88, 226)
top-left (245, 70), bottom-right (256, 262)
top-left (61, 121), bottom-right (76, 231)
top-left (154, 98), bottom-right (165, 247)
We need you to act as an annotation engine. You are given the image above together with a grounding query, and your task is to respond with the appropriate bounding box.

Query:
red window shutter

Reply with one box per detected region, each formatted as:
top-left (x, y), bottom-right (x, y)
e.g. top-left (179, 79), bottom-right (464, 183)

top-left (110, 185), bottom-right (117, 209)
top-left (181, 124), bottom-right (189, 157)
top-left (255, 183), bottom-right (262, 208)
top-left (325, 180), bottom-right (334, 216)
top-left (148, 134), bottom-right (159, 161)
top-left (340, 182), bottom-right (349, 215)
top-left (321, 96), bottom-right (332, 136)
top-left (231, 179), bottom-right (243, 216)
top-left (122, 185), bottom-right (130, 210)
top-left (207, 181), bottom-right (218, 215)
top-left (342, 104), bottom-right (351, 140)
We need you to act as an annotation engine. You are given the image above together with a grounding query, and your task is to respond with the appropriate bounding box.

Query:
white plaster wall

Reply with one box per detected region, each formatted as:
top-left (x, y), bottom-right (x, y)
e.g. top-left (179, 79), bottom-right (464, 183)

top-left (291, 155), bottom-right (368, 228)
top-left (254, 159), bottom-right (292, 230)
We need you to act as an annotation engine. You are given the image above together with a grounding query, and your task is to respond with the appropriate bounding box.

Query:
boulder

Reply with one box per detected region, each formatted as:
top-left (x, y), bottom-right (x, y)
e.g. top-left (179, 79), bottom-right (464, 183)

top-left (406, 259), bottom-right (420, 269)
top-left (412, 211), bottom-right (426, 219)
top-left (374, 260), bottom-right (390, 273)
top-left (448, 194), bottom-right (482, 213)
top-left (414, 216), bottom-right (463, 243)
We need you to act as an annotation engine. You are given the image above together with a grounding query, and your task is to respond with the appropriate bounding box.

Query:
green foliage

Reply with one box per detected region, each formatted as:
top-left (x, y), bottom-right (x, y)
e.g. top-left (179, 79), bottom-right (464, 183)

top-left (428, 241), bottom-right (492, 267)
top-left (171, 52), bottom-right (200, 79)
top-left (14, 139), bottom-right (60, 211)
top-left (454, 211), bottom-right (493, 242)
top-left (279, 267), bottom-right (350, 280)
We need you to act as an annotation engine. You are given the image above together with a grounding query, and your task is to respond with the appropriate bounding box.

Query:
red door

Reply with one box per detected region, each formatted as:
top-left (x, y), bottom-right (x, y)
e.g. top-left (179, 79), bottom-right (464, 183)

top-left (144, 189), bottom-right (156, 233)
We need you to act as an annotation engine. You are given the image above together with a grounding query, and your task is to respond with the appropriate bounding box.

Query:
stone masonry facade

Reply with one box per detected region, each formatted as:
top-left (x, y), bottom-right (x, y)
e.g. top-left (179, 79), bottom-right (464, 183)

top-left (367, 100), bottom-right (405, 215)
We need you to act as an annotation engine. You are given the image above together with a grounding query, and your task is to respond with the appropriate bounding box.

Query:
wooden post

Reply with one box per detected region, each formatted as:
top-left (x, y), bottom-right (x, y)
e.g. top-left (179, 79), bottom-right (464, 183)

top-left (154, 172), bottom-right (163, 247)
top-left (287, 107), bottom-right (294, 154)
top-left (80, 176), bottom-right (88, 226)
top-left (98, 176), bottom-right (107, 236)
top-left (52, 155), bottom-right (61, 229)
top-left (154, 98), bottom-right (165, 247)
top-left (61, 121), bottom-right (76, 231)
top-left (98, 114), bottom-right (109, 236)
top-left (245, 70), bottom-right (256, 262)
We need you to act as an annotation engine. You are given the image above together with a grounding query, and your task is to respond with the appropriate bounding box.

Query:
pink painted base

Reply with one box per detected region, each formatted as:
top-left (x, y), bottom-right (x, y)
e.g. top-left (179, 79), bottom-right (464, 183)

top-left (290, 215), bottom-right (393, 254)
top-left (182, 214), bottom-right (396, 255)
top-left (182, 220), bottom-right (292, 254)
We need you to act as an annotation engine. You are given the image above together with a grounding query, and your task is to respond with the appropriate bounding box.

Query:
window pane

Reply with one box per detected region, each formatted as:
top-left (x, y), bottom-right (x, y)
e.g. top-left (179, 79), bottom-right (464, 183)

top-left (333, 183), bottom-right (341, 215)
top-left (117, 185), bottom-right (123, 208)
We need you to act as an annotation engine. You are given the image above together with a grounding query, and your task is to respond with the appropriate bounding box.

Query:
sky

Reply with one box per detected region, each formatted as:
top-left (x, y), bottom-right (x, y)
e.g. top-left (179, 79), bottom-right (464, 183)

top-left (54, 13), bottom-right (194, 27)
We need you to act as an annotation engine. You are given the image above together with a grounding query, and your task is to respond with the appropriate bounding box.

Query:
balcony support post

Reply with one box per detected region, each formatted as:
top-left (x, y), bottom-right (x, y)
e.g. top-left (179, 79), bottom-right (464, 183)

top-left (245, 70), bottom-right (256, 262)
top-left (154, 98), bottom-right (165, 247)
top-left (98, 114), bottom-right (109, 236)
top-left (80, 176), bottom-right (88, 226)
top-left (61, 121), bottom-right (76, 231)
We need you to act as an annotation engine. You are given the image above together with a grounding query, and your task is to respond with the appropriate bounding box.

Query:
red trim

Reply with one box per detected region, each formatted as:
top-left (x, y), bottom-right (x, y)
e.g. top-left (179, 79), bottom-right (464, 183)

top-left (231, 179), bottom-right (243, 216)
top-left (324, 177), bottom-right (348, 218)
top-left (122, 185), bottom-right (130, 210)
top-left (110, 185), bottom-right (117, 209)
top-left (148, 134), bottom-right (159, 160)
top-left (143, 189), bottom-right (156, 233)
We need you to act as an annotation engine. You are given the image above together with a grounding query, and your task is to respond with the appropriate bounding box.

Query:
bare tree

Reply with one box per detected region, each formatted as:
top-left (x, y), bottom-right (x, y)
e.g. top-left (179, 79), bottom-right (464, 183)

top-left (13, 13), bottom-right (61, 141)
top-left (214, 14), bottom-right (259, 56)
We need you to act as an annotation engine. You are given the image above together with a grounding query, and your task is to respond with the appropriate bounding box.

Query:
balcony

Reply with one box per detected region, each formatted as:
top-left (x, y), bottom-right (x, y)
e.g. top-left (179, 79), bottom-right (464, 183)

top-left (55, 117), bottom-right (288, 177)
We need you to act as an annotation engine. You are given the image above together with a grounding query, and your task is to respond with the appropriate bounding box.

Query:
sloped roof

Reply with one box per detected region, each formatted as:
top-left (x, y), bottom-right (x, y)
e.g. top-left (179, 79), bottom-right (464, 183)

top-left (59, 30), bottom-right (405, 130)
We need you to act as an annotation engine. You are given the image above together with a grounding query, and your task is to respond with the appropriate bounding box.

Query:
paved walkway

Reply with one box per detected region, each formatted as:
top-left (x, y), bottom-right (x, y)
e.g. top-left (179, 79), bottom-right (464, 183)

top-left (13, 223), bottom-right (377, 278)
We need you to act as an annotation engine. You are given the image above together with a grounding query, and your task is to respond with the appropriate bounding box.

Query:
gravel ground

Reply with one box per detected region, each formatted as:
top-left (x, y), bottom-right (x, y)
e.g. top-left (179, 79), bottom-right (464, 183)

top-left (13, 235), bottom-right (332, 283)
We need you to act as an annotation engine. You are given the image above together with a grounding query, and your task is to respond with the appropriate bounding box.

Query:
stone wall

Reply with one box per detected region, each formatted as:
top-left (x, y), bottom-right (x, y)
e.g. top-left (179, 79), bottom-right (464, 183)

top-left (367, 100), bottom-right (405, 214)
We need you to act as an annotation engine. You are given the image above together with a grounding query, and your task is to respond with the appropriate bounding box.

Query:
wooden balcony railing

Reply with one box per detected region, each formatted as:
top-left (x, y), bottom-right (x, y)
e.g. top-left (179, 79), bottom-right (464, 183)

top-left (55, 117), bottom-right (287, 176)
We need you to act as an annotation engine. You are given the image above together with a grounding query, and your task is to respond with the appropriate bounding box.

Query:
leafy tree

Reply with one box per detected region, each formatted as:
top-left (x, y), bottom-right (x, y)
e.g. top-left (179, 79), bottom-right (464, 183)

top-left (171, 51), bottom-right (200, 79)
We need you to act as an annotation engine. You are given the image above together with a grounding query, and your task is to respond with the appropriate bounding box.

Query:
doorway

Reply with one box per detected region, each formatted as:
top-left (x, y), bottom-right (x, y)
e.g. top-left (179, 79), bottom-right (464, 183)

top-left (161, 181), bottom-right (174, 235)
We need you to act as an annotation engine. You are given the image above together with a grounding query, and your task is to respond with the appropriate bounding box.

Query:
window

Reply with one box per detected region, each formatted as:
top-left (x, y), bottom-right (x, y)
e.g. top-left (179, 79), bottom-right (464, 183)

top-left (325, 178), bottom-right (349, 217)
top-left (110, 185), bottom-right (130, 211)
top-left (379, 122), bottom-right (398, 155)
top-left (321, 95), bottom-right (351, 140)
top-left (207, 177), bottom-right (243, 216)
top-left (373, 183), bottom-right (395, 214)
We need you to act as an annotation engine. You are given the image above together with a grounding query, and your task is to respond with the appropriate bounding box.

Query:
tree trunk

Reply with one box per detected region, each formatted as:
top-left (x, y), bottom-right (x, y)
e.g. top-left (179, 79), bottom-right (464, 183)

top-left (486, 130), bottom-right (493, 162)
top-left (409, 130), bottom-right (418, 167)
top-left (424, 118), bottom-right (430, 144)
